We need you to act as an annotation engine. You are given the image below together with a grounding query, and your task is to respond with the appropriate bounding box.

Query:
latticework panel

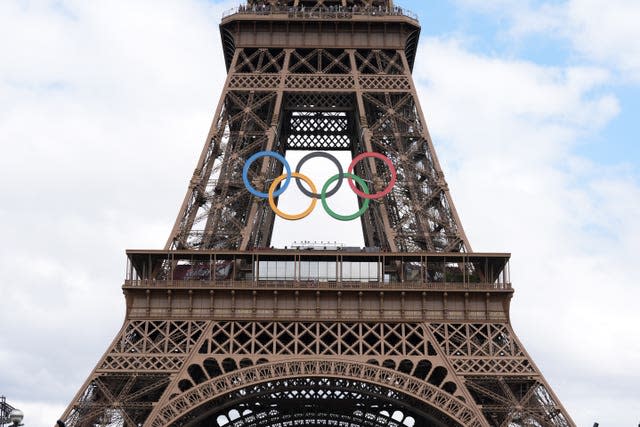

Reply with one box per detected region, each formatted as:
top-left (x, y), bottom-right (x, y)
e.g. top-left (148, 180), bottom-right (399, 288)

top-left (285, 74), bottom-right (355, 89)
top-left (62, 320), bottom-right (210, 426)
top-left (63, 374), bottom-right (170, 427)
top-left (285, 111), bottom-right (353, 150)
top-left (98, 320), bottom-right (207, 373)
top-left (360, 75), bottom-right (411, 91)
top-left (234, 48), bottom-right (285, 73)
top-left (355, 49), bottom-right (405, 75)
top-left (466, 378), bottom-right (572, 427)
top-left (228, 73), bottom-right (280, 90)
top-left (289, 48), bottom-right (351, 74)
top-left (205, 321), bottom-right (431, 356)
top-left (100, 354), bottom-right (185, 373)
top-left (427, 323), bottom-right (572, 426)
top-left (170, 89), bottom-right (282, 250)
top-left (284, 92), bottom-right (354, 110)
top-left (111, 320), bottom-right (207, 354)
top-left (228, 74), bottom-right (411, 92)
top-left (451, 357), bottom-right (535, 376)
top-left (428, 323), bottom-right (534, 375)
top-left (359, 91), bottom-right (467, 252)
top-left (286, 131), bottom-right (351, 149)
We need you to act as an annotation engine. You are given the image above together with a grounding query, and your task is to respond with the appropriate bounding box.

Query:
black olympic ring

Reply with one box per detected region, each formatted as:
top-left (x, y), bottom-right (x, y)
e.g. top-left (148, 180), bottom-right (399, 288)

top-left (294, 152), bottom-right (344, 199)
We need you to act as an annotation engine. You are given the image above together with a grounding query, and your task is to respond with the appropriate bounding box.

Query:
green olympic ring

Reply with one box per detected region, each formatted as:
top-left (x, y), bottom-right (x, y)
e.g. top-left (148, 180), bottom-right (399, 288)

top-left (321, 173), bottom-right (370, 221)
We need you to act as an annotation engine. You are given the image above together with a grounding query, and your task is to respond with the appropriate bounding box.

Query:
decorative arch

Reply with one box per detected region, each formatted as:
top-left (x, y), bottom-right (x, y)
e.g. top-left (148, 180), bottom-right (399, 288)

top-left (149, 359), bottom-right (484, 427)
top-left (200, 405), bottom-right (422, 427)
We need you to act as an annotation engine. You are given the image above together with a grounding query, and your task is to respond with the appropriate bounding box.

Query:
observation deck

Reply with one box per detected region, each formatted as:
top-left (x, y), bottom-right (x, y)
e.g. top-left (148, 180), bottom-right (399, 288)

top-left (219, 3), bottom-right (421, 70)
top-left (123, 250), bottom-right (512, 322)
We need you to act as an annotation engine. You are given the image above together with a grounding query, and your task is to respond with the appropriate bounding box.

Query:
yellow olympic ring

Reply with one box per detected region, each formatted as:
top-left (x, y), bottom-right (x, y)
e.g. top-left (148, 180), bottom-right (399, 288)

top-left (268, 172), bottom-right (317, 220)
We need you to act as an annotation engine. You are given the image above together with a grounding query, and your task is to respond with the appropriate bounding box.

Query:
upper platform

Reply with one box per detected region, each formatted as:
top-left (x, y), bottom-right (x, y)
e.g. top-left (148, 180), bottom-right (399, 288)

top-left (123, 249), bottom-right (512, 321)
top-left (219, 1), bottom-right (421, 70)
top-left (125, 249), bottom-right (510, 291)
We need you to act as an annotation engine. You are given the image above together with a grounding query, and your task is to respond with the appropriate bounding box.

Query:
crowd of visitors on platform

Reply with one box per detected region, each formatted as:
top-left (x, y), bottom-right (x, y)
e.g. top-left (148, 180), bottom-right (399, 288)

top-left (234, 3), bottom-right (410, 18)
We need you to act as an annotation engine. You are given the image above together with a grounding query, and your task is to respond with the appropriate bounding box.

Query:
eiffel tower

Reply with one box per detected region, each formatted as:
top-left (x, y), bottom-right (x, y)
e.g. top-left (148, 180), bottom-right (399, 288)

top-left (59, 1), bottom-right (575, 426)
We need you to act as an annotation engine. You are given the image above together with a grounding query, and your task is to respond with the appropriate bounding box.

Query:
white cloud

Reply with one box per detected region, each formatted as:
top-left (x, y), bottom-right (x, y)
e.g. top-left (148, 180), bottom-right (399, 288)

top-left (456, 0), bottom-right (640, 81)
top-left (566, 0), bottom-right (640, 81)
top-left (414, 36), bottom-right (639, 425)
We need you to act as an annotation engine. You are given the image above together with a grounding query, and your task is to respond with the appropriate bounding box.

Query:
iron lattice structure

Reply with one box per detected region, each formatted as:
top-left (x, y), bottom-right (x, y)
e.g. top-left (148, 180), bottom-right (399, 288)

top-left (58, 1), bottom-right (575, 426)
top-left (0, 397), bottom-right (17, 427)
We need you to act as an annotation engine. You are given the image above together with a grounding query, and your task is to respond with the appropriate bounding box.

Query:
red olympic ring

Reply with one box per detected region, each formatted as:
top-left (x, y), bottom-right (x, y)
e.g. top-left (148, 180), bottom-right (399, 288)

top-left (347, 152), bottom-right (397, 199)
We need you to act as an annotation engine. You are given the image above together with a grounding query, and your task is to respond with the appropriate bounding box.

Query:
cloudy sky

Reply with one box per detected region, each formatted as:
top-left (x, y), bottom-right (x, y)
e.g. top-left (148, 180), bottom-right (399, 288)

top-left (1, 0), bottom-right (639, 425)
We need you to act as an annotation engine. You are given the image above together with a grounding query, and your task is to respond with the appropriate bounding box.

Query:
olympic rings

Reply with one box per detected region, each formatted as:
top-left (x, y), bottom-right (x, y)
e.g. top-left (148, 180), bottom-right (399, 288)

top-left (347, 152), bottom-right (397, 199)
top-left (321, 173), bottom-right (370, 221)
top-left (243, 151), bottom-right (291, 198)
top-left (295, 151), bottom-right (343, 199)
top-left (269, 172), bottom-right (317, 220)
top-left (242, 150), bottom-right (396, 221)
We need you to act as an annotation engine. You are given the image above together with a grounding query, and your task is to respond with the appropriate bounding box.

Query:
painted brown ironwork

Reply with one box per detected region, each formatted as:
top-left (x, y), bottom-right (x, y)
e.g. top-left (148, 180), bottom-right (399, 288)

top-left (58, 1), bottom-right (574, 426)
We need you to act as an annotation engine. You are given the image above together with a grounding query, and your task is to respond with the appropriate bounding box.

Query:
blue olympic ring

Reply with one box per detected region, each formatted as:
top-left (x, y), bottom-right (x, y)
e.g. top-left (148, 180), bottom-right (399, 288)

top-left (242, 150), bottom-right (292, 198)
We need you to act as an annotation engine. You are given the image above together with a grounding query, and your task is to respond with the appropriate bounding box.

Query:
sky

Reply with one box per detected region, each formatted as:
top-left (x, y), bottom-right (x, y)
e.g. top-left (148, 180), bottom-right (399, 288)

top-left (0, 0), bottom-right (639, 425)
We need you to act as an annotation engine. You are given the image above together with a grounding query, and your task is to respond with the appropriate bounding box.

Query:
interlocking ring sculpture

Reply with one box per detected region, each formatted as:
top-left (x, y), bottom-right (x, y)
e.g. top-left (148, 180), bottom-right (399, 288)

top-left (242, 150), bottom-right (397, 221)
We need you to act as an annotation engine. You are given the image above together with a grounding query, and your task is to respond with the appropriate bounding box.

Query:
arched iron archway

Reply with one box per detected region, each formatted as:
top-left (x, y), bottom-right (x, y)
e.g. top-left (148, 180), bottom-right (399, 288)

top-left (148, 360), bottom-right (484, 427)
top-left (170, 377), bottom-right (456, 427)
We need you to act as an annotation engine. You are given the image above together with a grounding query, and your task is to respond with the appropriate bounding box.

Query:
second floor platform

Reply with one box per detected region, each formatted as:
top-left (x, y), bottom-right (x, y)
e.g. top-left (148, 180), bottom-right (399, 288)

top-left (122, 250), bottom-right (513, 321)
top-left (125, 249), bottom-right (511, 291)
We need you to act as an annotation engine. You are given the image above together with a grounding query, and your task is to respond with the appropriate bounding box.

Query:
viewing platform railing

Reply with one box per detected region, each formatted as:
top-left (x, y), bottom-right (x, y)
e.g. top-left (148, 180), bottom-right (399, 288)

top-left (222, 4), bottom-right (418, 21)
top-left (124, 278), bottom-right (512, 291)
top-left (124, 249), bottom-right (511, 290)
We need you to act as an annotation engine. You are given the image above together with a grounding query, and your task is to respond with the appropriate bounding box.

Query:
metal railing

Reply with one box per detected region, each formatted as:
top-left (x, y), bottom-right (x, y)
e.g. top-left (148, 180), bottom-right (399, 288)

top-left (124, 279), bottom-right (512, 291)
top-left (127, 306), bottom-right (509, 321)
top-left (222, 4), bottom-right (418, 21)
